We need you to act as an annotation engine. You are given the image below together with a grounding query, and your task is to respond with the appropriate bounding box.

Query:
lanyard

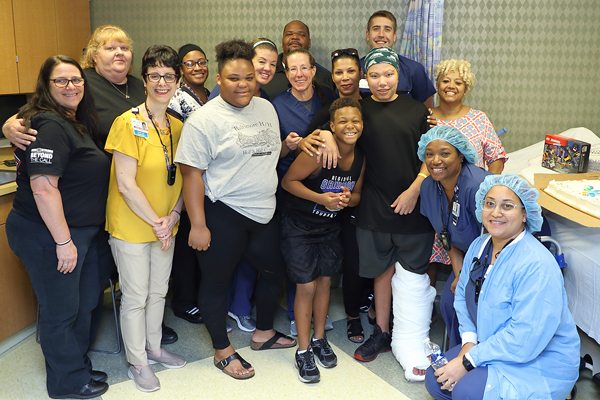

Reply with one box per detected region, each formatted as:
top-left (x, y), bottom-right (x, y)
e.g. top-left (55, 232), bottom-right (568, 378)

top-left (437, 182), bottom-right (459, 232)
top-left (145, 102), bottom-right (174, 171)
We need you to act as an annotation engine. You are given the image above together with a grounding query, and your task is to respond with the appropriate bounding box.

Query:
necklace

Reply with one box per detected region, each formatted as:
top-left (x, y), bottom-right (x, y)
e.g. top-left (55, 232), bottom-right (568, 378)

top-left (109, 80), bottom-right (129, 99)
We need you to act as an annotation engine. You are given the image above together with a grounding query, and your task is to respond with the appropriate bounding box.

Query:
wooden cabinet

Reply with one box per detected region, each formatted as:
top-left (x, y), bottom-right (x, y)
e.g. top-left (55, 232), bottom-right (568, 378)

top-left (0, 193), bottom-right (37, 343)
top-left (0, 0), bottom-right (90, 95)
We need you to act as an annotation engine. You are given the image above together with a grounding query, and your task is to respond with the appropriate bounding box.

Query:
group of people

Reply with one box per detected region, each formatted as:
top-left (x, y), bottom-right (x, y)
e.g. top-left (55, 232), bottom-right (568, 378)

top-left (2, 8), bottom-right (581, 400)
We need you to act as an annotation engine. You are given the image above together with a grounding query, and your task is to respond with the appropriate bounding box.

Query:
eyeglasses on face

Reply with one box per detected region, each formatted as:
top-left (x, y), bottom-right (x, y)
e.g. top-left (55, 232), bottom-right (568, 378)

top-left (481, 200), bottom-right (525, 214)
top-left (287, 65), bottom-right (312, 74)
top-left (331, 48), bottom-right (359, 62)
top-left (182, 59), bottom-right (209, 69)
top-left (145, 73), bottom-right (178, 83)
top-left (50, 78), bottom-right (85, 88)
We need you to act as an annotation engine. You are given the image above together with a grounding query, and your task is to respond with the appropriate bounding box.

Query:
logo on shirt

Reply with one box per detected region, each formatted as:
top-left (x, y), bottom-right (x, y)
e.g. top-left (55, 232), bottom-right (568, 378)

top-left (237, 127), bottom-right (280, 156)
top-left (30, 148), bottom-right (53, 164)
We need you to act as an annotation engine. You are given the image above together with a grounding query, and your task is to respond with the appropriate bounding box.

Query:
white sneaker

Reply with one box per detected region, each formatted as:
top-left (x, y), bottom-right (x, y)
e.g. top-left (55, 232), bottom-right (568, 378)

top-left (290, 320), bottom-right (297, 336)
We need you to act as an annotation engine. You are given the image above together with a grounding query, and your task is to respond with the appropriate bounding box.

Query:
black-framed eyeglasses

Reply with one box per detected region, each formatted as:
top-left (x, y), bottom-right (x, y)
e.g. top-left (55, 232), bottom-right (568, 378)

top-left (50, 78), bottom-right (85, 88)
top-left (182, 59), bottom-right (209, 69)
top-left (331, 48), bottom-right (359, 62)
top-left (145, 73), bottom-right (178, 83)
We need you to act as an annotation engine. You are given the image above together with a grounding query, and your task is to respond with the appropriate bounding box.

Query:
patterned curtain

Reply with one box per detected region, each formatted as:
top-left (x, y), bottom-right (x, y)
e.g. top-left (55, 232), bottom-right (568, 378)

top-left (400, 0), bottom-right (444, 83)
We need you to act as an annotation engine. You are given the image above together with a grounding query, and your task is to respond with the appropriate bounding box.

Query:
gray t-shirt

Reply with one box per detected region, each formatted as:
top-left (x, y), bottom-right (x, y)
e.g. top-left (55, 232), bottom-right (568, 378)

top-left (175, 96), bottom-right (281, 224)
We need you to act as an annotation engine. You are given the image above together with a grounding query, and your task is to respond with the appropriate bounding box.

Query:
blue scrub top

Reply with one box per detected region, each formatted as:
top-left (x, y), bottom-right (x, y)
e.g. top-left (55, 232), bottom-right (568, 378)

top-left (272, 87), bottom-right (333, 177)
top-left (420, 163), bottom-right (491, 252)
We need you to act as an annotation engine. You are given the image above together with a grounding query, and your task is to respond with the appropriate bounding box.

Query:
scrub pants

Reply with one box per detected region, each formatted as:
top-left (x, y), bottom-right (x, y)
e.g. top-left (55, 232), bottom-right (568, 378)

top-left (6, 211), bottom-right (104, 397)
top-left (424, 344), bottom-right (488, 400)
top-left (196, 200), bottom-right (285, 350)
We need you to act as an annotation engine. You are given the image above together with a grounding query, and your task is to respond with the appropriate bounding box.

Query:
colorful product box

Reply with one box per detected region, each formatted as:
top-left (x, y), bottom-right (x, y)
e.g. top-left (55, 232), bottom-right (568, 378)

top-left (542, 134), bottom-right (590, 173)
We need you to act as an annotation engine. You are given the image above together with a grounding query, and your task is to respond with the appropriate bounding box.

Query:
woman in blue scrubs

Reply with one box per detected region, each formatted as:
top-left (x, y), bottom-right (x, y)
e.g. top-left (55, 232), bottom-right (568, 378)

top-left (425, 174), bottom-right (580, 400)
top-left (419, 126), bottom-right (491, 349)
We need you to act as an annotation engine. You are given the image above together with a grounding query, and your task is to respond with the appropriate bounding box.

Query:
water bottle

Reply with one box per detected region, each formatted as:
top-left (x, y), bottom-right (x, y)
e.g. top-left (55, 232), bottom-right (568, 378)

top-left (424, 338), bottom-right (448, 370)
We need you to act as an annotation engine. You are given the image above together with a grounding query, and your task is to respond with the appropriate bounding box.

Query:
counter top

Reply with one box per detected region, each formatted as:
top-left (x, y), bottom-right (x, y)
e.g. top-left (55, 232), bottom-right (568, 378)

top-left (0, 146), bottom-right (17, 196)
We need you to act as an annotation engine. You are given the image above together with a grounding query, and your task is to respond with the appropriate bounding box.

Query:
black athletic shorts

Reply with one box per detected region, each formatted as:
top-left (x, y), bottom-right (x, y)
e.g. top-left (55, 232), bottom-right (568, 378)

top-left (280, 212), bottom-right (343, 284)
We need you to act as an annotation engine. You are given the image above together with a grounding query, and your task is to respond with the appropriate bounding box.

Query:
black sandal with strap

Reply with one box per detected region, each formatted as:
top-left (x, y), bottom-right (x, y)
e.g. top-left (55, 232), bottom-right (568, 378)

top-left (214, 352), bottom-right (255, 380)
top-left (347, 318), bottom-right (364, 343)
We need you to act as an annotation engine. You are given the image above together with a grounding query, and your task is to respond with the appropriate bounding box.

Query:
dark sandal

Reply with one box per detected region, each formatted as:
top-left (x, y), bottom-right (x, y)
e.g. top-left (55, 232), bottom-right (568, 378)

top-left (250, 331), bottom-right (297, 351)
top-left (214, 352), bottom-right (255, 379)
top-left (347, 318), bottom-right (364, 343)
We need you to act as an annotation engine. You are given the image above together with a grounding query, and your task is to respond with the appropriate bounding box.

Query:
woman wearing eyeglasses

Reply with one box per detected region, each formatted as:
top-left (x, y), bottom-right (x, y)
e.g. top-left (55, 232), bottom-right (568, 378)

top-left (168, 44), bottom-right (210, 122)
top-left (418, 126), bottom-right (491, 352)
top-left (6, 55), bottom-right (110, 399)
top-left (425, 174), bottom-right (579, 400)
top-left (104, 45), bottom-right (185, 392)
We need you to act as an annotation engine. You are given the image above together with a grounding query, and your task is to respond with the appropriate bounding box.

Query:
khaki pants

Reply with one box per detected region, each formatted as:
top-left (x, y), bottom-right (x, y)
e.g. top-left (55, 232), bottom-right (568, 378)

top-left (109, 236), bottom-right (175, 365)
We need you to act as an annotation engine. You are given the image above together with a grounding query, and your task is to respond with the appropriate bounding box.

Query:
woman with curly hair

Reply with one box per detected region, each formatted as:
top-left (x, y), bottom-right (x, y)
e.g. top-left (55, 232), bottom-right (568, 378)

top-left (176, 39), bottom-right (295, 380)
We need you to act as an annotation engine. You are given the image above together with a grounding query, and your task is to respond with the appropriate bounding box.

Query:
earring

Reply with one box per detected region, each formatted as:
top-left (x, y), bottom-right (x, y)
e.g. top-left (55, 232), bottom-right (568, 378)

top-left (145, 89), bottom-right (147, 95)
top-left (523, 218), bottom-right (526, 222)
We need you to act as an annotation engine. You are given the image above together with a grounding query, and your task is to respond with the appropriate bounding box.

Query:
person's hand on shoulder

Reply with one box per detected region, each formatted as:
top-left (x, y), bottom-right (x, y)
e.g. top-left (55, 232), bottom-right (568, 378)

top-left (3, 118), bottom-right (38, 150)
top-left (297, 129), bottom-right (326, 157)
top-left (314, 130), bottom-right (340, 169)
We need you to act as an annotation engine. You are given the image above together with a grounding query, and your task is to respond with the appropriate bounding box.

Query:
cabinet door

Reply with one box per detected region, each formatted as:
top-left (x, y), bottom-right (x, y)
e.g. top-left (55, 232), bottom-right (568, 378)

top-left (55, 0), bottom-right (91, 63)
top-left (13, 0), bottom-right (58, 93)
top-left (0, 0), bottom-right (19, 95)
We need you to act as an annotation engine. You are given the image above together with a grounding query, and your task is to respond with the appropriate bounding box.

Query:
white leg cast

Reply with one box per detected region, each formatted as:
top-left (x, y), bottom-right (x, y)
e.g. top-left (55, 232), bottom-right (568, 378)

top-left (390, 261), bottom-right (436, 382)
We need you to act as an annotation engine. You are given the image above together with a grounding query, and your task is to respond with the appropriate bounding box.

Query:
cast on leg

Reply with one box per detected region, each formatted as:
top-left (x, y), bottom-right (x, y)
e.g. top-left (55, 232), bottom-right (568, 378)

top-left (391, 261), bottom-right (436, 382)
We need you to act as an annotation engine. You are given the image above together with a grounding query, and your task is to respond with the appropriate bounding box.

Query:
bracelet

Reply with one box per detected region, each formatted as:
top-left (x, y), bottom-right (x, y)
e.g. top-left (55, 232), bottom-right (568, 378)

top-left (171, 209), bottom-right (181, 216)
top-left (418, 173), bottom-right (428, 179)
top-left (56, 237), bottom-right (72, 246)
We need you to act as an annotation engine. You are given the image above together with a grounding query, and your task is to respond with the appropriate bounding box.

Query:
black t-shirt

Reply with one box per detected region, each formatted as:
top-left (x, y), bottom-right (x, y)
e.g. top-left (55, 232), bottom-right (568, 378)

top-left (262, 53), bottom-right (335, 100)
top-left (283, 146), bottom-right (364, 226)
top-left (13, 112), bottom-right (110, 227)
top-left (83, 68), bottom-right (146, 145)
top-left (354, 96), bottom-right (433, 234)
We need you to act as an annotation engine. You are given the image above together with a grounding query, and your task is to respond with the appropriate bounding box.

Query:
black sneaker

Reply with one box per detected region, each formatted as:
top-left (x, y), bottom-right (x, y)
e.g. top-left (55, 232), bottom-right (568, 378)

top-left (353, 324), bottom-right (391, 362)
top-left (311, 335), bottom-right (337, 368)
top-left (295, 348), bottom-right (320, 383)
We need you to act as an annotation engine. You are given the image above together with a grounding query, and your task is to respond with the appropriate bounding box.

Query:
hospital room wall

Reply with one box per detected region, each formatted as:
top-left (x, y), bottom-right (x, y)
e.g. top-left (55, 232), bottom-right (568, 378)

top-left (90, 0), bottom-right (600, 152)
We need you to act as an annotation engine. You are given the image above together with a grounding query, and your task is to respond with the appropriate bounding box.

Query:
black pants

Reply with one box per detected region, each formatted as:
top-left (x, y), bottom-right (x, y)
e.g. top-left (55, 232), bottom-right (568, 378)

top-left (89, 227), bottom-right (114, 346)
top-left (196, 200), bottom-right (285, 350)
top-left (339, 209), bottom-right (372, 318)
top-left (171, 211), bottom-right (201, 313)
top-left (6, 211), bottom-right (104, 397)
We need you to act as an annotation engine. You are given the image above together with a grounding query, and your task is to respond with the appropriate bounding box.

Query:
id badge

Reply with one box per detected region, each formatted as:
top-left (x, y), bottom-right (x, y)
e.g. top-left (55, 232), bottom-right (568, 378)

top-left (452, 202), bottom-right (460, 226)
top-left (131, 118), bottom-right (149, 138)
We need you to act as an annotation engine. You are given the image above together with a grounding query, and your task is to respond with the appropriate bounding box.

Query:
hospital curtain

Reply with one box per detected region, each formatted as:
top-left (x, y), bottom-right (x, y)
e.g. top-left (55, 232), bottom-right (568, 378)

top-left (399, 0), bottom-right (444, 82)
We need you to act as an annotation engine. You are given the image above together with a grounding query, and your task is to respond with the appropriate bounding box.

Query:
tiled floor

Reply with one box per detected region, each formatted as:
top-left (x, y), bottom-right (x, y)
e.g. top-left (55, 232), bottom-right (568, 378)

top-left (1, 286), bottom-right (599, 399)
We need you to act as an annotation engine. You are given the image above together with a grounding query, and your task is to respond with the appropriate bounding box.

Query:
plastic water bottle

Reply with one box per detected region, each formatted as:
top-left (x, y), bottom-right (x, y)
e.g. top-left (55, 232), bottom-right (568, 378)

top-left (424, 338), bottom-right (448, 370)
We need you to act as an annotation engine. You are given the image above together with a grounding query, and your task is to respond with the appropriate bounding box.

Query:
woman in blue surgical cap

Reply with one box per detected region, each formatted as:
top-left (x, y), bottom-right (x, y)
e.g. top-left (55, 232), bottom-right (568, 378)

top-left (425, 174), bottom-right (580, 400)
top-left (418, 125), bottom-right (491, 350)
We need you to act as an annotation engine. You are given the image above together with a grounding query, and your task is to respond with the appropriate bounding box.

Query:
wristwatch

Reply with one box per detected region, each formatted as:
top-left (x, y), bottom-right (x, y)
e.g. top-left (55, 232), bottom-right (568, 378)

top-left (462, 354), bottom-right (475, 371)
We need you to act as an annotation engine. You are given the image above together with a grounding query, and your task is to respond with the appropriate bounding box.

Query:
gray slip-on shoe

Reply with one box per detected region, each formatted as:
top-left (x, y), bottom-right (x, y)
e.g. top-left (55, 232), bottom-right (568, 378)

top-left (147, 348), bottom-right (187, 369)
top-left (128, 365), bottom-right (160, 392)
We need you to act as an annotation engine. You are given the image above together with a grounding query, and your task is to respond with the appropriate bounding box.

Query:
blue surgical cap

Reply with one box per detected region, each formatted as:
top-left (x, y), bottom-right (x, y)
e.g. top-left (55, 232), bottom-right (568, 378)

top-left (475, 174), bottom-right (543, 232)
top-left (417, 125), bottom-right (479, 165)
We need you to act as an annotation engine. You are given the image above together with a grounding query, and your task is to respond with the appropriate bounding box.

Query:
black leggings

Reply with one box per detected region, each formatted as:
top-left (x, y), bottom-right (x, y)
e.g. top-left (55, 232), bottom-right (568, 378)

top-left (339, 209), bottom-right (373, 318)
top-left (196, 200), bottom-right (285, 350)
